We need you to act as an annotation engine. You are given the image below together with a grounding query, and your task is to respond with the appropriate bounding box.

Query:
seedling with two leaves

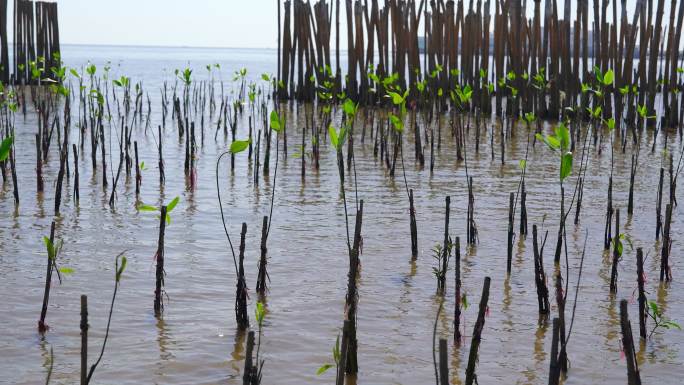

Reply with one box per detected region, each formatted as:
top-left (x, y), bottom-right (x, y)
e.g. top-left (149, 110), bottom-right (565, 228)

top-left (137, 196), bottom-right (180, 225)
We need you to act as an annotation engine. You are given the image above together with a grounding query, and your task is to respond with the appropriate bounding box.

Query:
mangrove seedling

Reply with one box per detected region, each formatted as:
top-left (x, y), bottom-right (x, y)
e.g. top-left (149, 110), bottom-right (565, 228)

top-left (38, 226), bottom-right (73, 333)
top-left (85, 253), bottom-right (127, 384)
top-left (317, 333), bottom-right (341, 376)
top-left (647, 301), bottom-right (681, 338)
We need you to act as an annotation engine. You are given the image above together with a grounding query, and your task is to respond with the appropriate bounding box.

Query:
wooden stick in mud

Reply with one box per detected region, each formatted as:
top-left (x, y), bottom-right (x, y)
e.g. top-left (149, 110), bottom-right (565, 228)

top-left (72, 144), bottom-right (79, 203)
top-left (256, 216), bottom-right (269, 295)
top-left (410, 188), bottom-right (418, 260)
top-left (344, 199), bottom-right (364, 374)
top-left (660, 203), bottom-right (672, 281)
top-left (38, 221), bottom-right (56, 333)
top-left (465, 276), bottom-right (491, 385)
top-left (604, 177), bottom-right (614, 250)
top-left (619, 299), bottom-right (641, 385)
top-left (610, 208), bottom-right (620, 293)
top-left (454, 236), bottom-right (462, 344)
top-left (554, 187), bottom-right (565, 264)
top-left (154, 206), bottom-right (167, 317)
top-left (533, 224), bottom-right (550, 314)
top-left (36, 134), bottom-right (43, 193)
top-left (158, 125), bottom-right (165, 186)
top-left (507, 192), bottom-right (514, 275)
top-left (439, 338), bottom-right (449, 385)
top-left (467, 177), bottom-right (477, 245)
top-left (236, 223), bottom-right (250, 329)
top-left (628, 154), bottom-right (637, 215)
top-left (54, 148), bottom-right (67, 216)
top-left (548, 317), bottom-right (561, 385)
top-left (336, 319), bottom-right (351, 385)
top-left (438, 196), bottom-right (450, 293)
top-left (574, 177), bottom-right (583, 225)
top-left (656, 167), bottom-right (664, 239)
top-left (243, 330), bottom-right (255, 385)
top-left (520, 181), bottom-right (528, 236)
top-left (134, 141), bottom-right (141, 198)
top-left (80, 295), bottom-right (88, 385)
top-left (636, 248), bottom-right (647, 339)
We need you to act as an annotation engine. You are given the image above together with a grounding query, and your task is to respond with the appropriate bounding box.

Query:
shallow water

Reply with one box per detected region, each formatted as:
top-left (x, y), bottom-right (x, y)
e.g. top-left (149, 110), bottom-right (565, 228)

top-left (1, 45), bottom-right (683, 385)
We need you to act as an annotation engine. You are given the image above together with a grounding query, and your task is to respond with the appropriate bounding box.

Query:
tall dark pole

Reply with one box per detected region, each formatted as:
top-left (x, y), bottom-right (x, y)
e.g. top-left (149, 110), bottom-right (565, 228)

top-left (277, 0), bottom-right (281, 99)
top-left (336, 0), bottom-right (340, 89)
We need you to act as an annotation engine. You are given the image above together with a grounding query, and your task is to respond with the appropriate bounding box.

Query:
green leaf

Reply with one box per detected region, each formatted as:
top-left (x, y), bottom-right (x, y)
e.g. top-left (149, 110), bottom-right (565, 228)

top-left (603, 69), bottom-right (614, 86)
top-left (343, 98), bottom-right (357, 116)
top-left (329, 125), bottom-right (339, 150)
top-left (545, 135), bottom-right (561, 150)
top-left (166, 196), bottom-right (180, 213)
top-left (387, 91), bottom-right (403, 105)
top-left (317, 364), bottom-right (334, 375)
top-left (165, 213), bottom-right (171, 225)
top-left (333, 334), bottom-right (340, 363)
top-left (338, 127), bottom-right (347, 147)
top-left (58, 267), bottom-right (74, 275)
top-left (137, 203), bottom-right (158, 212)
top-left (389, 113), bottom-right (403, 133)
top-left (255, 302), bottom-right (265, 325)
top-left (649, 301), bottom-right (660, 317)
top-left (0, 135), bottom-right (13, 162)
top-left (663, 321), bottom-right (682, 330)
top-left (560, 152), bottom-right (573, 181)
top-left (270, 110), bottom-right (282, 132)
top-left (461, 293), bottom-right (469, 310)
top-left (519, 159), bottom-right (527, 171)
top-left (230, 139), bottom-right (251, 154)
top-left (43, 236), bottom-right (55, 260)
top-left (555, 123), bottom-right (570, 151)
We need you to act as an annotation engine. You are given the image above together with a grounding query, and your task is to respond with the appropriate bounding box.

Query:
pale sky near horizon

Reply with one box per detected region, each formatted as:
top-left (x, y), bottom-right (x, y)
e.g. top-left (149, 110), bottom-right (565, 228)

top-left (15, 0), bottom-right (674, 49)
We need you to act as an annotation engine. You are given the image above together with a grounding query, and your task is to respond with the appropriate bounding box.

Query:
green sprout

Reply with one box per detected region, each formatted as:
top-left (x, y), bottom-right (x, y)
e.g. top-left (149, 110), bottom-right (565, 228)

top-left (647, 301), bottom-right (681, 338)
top-left (535, 122), bottom-right (573, 182)
top-left (137, 196), bottom-right (180, 225)
top-left (317, 334), bottom-right (341, 375)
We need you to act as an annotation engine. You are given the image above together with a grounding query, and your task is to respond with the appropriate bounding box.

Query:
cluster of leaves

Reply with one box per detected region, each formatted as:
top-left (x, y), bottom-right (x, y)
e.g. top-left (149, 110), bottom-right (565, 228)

top-left (431, 241), bottom-right (452, 283)
top-left (386, 88), bottom-right (409, 133)
top-left (233, 67), bottom-right (248, 82)
top-left (611, 233), bottom-right (633, 258)
top-left (0, 135), bottom-right (13, 162)
top-left (647, 301), bottom-right (681, 337)
top-left (450, 84), bottom-right (473, 110)
top-left (137, 196), bottom-right (180, 225)
top-left (329, 99), bottom-right (357, 151)
top-left (535, 122), bottom-right (573, 182)
top-left (43, 236), bottom-right (73, 277)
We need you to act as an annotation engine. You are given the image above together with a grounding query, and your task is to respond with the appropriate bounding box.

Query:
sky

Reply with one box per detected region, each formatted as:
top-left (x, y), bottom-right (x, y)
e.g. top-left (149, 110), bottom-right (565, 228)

top-left (13, 0), bottom-right (674, 49)
top-left (56, 0), bottom-right (280, 48)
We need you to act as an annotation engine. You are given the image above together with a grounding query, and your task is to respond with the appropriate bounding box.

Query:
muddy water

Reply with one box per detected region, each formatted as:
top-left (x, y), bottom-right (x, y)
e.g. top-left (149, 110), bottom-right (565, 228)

top-left (1, 46), bottom-right (683, 385)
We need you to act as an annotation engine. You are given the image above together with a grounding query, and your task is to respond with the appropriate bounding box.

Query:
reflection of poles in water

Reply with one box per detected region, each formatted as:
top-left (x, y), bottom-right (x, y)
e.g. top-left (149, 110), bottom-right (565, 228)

top-left (156, 317), bottom-right (174, 362)
top-left (531, 317), bottom-right (549, 382)
top-left (39, 337), bottom-right (53, 383)
top-left (230, 329), bottom-right (247, 374)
